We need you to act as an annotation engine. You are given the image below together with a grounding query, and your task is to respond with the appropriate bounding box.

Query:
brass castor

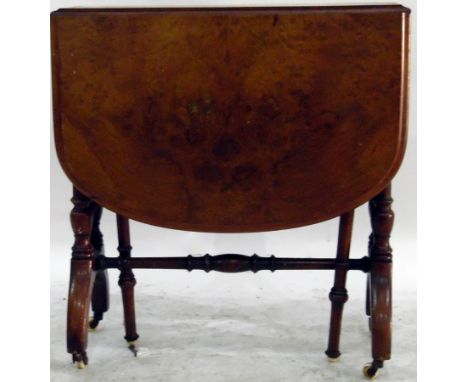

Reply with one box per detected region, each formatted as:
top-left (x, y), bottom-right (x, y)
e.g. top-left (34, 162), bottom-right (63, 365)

top-left (325, 349), bottom-right (340, 362)
top-left (362, 363), bottom-right (380, 379)
top-left (88, 317), bottom-right (98, 331)
top-left (89, 312), bottom-right (104, 330)
top-left (127, 340), bottom-right (138, 357)
top-left (72, 351), bottom-right (88, 369)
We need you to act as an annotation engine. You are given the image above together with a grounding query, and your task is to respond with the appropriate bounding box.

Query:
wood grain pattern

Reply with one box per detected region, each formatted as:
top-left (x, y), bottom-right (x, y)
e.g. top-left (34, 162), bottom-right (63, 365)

top-left (51, 6), bottom-right (410, 232)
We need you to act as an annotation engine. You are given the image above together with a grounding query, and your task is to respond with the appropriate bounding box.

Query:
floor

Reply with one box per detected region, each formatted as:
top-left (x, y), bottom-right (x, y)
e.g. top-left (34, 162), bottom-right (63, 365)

top-left (50, 273), bottom-right (416, 382)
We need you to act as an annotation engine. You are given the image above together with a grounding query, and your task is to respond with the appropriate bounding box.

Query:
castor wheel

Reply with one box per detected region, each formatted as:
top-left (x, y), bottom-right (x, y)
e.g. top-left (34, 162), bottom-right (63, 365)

top-left (88, 317), bottom-right (98, 331)
top-left (362, 361), bottom-right (383, 380)
top-left (362, 364), bottom-right (378, 379)
top-left (325, 349), bottom-right (341, 362)
top-left (127, 340), bottom-right (138, 357)
top-left (72, 352), bottom-right (88, 369)
top-left (89, 312), bottom-right (104, 330)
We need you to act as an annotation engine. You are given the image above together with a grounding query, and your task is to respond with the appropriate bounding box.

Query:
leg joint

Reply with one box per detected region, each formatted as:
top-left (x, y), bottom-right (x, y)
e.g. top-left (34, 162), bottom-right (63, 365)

top-left (329, 287), bottom-right (349, 303)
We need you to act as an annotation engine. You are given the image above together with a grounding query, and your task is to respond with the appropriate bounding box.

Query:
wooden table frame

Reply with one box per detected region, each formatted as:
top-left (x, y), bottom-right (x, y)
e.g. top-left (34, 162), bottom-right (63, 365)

top-left (51, 5), bottom-right (410, 379)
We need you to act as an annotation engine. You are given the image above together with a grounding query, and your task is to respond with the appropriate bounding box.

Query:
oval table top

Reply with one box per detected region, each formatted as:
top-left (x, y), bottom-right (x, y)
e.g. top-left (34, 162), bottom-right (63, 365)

top-left (52, 5), bottom-right (410, 232)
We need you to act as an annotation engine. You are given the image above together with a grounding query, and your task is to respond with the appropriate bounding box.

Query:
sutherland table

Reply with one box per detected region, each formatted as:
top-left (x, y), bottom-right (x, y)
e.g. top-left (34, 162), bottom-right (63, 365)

top-left (51, 5), bottom-right (411, 379)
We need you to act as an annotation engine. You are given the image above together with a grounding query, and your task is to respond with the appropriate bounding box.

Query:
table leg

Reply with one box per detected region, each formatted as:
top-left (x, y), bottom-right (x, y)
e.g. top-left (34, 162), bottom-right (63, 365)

top-left (117, 215), bottom-right (139, 354)
top-left (363, 185), bottom-right (393, 379)
top-left (89, 205), bottom-right (110, 330)
top-left (67, 187), bottom-right (96, 369)
top-left (325, 210), bottom-right (354, 360)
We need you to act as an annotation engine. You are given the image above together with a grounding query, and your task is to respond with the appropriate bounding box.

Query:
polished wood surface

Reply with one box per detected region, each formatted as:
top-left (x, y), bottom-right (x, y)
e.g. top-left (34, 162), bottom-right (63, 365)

top-left (51, 6), bottom-right (410, 232)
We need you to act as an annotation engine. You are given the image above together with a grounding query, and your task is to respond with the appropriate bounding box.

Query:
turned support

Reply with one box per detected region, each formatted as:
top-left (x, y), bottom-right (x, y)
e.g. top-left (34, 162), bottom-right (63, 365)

top-left (97, 254), bottom-right (370, 272)
top-left (365, 184), bottom-right (394, 376)
top-left (117, 215), bottom-right (139, 345)
top-left (89, 205), bottom-right (110, 329)
top-left (67, 187), bottom-right (96, 368)
top-left (365, 233), bottom-right (374, 330)
top-left (325, 211), bottom-right (354, 360)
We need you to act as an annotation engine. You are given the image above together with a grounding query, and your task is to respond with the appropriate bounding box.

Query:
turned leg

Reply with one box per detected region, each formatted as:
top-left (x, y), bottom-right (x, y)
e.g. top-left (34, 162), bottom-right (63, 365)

top-left (365, 233), bottom-right (374, 330)
top-left (117, 215), bottom-right (139, 354)
top-left (366, 274), bottom-right (371, 331)
top-left (67, 187), bottom-right (96, 368)
top-left (89, 205), bottom-right (110, 330)
top-left (325, 211), bottom-right (354, 360)
top-left (363, 185), bottom-right (393, 379)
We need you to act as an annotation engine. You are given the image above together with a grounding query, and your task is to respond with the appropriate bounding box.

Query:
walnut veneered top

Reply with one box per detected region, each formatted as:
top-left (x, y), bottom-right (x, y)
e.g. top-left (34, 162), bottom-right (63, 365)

top-left (51, 6), bottom-right (410, 232)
